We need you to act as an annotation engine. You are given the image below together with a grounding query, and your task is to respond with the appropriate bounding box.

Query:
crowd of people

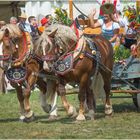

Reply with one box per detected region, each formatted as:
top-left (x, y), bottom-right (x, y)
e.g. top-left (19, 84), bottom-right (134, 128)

top-left (0, 2), bottom-right (131, 50)
top-left (0, 13), bottom-right (52, 38)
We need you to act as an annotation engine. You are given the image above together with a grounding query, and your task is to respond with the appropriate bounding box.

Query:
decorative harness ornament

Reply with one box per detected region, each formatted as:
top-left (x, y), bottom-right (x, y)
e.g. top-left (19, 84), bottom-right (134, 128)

top-left (1, 31), bottom-right (29, 83)
top-left (53, 53), bottom-right (73, 75)
top-left (6, 67), bottom-right (27, 83)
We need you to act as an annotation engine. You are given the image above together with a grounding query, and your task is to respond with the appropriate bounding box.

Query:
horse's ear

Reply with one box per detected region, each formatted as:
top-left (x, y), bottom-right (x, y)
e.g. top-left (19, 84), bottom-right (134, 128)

top-left (5, 28), bottom-right (9, 37)
top-left (48, 28), bottom-right (58, 38)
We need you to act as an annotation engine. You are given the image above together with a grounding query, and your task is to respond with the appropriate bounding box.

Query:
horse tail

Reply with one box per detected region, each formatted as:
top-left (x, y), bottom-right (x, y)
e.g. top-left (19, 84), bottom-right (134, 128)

top-left (90, 72), bottom-right (105, 103)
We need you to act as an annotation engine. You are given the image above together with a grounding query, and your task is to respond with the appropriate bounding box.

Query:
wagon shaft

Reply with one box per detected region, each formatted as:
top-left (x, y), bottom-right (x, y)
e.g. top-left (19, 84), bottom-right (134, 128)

top-left (111, 90), bottom-right (140, 94)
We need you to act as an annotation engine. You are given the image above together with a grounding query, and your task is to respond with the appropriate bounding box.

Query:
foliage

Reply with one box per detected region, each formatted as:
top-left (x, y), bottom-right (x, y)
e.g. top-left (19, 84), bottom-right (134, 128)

top-left (114, 46), bottom-right (131, 62)
top-left (123, 5), bottom-right (140, 28)
top-left (54, 7), bottom-right (73, 26)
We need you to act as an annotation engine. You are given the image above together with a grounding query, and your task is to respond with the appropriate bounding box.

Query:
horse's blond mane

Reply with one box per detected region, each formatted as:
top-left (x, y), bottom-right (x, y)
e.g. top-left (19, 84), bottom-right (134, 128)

top-left (6, 24), bottom-right (22, 38)
top-left (34, 31), bottom-right (53, 54)
top-left (0, 24), bottom-right (22, 41)
top-left (34, 24), bottom-right (77, 55)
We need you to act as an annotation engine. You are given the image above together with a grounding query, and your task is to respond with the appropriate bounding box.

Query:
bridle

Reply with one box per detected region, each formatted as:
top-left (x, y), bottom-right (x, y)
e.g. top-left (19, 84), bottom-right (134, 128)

top-left (0, 31), bottom-right (29, 70)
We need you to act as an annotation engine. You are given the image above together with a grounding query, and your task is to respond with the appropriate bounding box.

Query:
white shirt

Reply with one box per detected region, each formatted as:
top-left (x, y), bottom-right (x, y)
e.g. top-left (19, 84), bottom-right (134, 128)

top-left (98, 19), bottom-right (120, 30)
top-left (98, 19), bottom-right (120, 41)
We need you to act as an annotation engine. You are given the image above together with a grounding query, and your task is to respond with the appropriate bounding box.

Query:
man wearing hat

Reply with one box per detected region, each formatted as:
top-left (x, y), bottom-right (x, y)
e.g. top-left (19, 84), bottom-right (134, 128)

top-left (18, 12), bottom-right (32, 33)
top-left (18, 12), bottom-right (32, 48)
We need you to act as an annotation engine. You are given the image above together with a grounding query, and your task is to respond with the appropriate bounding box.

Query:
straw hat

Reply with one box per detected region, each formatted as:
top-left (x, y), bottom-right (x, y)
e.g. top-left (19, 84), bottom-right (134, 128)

top-left (19, 12), bottom-right (27, 19)
top-left (100, 3), bottom-right (115, 15)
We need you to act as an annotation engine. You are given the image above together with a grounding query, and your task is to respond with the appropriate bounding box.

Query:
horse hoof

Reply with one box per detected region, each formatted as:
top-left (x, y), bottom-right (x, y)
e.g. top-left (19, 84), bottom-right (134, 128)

top-left (19, 115), bottom-right (25, 122)
top-left (23, 114), bottom-right (35, 123)
top-left (68, 106), bottom-right (77, 118)
top-left (76, 114), bottom-right (86, 121)
top-left (105, 104), bottom-right (113, 115)
top-left (48, 115), bottom-right (58, 121)
top-left (86, 110), bottom-right (95, 120)
top-left (23, 111), bottom-right (35, 123)
top-left (42, 104), bottom-right (51, 113)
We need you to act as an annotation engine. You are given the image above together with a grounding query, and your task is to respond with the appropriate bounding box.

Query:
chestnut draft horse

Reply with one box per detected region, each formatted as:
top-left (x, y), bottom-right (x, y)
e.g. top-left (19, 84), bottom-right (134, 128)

top-left (39, 24), bottom-right (114, 121)
top-left (0, 24), bottom-right (58, 122)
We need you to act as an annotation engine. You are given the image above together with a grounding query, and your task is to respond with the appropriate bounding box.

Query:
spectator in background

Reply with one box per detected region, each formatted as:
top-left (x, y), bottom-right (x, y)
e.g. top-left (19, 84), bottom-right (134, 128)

top-left (0, 21), bottom-right (6, 29)
top-left (10, 16), bottom-right (18, 25)
top-left (28, 16), bottom-right (39, 37)
top-left (113, 10), bottom-right (129, 34)
top-left (38, 16), bottom-right (51, 33)
top-left (18, 12), bottom-right (32, 33)
top-left (18, 12), bottom-right (32, 48)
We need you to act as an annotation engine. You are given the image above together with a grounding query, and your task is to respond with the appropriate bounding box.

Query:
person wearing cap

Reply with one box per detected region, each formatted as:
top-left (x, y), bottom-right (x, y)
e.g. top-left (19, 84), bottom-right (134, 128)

top-left (38, 16), bottom-right (51, 33)
top-left (89, 3), bottom-right (120, 47)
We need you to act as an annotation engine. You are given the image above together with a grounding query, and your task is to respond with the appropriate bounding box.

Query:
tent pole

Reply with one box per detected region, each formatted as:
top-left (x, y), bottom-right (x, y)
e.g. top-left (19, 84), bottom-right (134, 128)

top-left (69, 0), bottom-right (73, 19)
top-left (136, 0), bottom-right (140, 16)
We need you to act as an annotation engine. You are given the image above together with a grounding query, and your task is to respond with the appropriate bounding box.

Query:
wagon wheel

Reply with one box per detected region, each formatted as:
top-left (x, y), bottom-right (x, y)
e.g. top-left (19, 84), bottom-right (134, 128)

top-left (132, 78), bottom-right (140, 109)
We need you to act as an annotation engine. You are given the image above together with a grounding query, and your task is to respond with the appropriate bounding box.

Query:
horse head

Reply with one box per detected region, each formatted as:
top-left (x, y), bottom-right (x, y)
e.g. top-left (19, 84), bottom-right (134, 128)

top-left (38, 24), bottom-right (78, 72)
top-left (0, 24), bottom-right (28, 69)
top-left (40, 28), bottom-right (58, 71)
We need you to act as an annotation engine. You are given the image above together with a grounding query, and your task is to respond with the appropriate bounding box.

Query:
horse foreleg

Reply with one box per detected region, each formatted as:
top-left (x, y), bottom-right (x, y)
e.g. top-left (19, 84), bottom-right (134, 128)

top-left (14, 84), bottom-right (25, 120)
top-left (102, 71), bottom-right (113, 115)
top-left (76, 75), bottom-right (88, 121)
top-left (38, 79), bottom-right (58, 120)
top-left (86, 86), bottom-right (96, 120)
top-left (58, 84), bottom-right (77, 117)
top-left (23, 76), bottom-right (36, 121)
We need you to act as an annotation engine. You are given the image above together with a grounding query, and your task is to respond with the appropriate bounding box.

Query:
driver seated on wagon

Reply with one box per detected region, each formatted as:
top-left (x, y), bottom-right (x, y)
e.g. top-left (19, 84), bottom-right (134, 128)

top-left (88, 3), bottom-right (120, 49)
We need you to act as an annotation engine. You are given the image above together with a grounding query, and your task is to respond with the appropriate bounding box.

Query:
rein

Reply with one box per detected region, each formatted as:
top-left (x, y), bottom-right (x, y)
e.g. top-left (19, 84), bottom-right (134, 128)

top-left (72, 1), bottom-right (88, 18)
top-left (54, 34), bottom-right (83, 64)
top-left (13, 32), bottom-right (29, 63)
top-left (1, 32), bottom-right (29, 65)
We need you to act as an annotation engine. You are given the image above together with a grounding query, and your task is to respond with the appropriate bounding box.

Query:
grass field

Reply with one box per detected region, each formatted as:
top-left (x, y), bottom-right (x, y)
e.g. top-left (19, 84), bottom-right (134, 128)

top-left (0, 91), bottom-right (139, 139)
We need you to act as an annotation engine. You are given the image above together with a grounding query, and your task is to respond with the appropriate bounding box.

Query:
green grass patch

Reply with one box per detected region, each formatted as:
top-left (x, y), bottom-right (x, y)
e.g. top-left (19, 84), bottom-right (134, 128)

top-left (0, 91), bottom-right (139, 139)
